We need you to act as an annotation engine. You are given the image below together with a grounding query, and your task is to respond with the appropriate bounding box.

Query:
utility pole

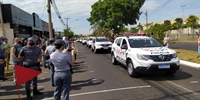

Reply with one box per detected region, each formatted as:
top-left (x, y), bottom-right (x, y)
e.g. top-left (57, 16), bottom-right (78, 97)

top-left (144, 10), bottom-right (148, 29)
top-left (64, 18), bottom-right (70, 38)
top-left (47, 0), bottom-right (53, 38)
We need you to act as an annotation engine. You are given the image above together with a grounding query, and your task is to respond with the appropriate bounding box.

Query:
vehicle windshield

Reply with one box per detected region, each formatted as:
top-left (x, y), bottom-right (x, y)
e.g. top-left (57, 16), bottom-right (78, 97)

top-left (128, 38), bottom-right (162, 48)
top-left (96, 38), bottom-right (109, 42)
top-left (89, 38), bottom-right (93, 40)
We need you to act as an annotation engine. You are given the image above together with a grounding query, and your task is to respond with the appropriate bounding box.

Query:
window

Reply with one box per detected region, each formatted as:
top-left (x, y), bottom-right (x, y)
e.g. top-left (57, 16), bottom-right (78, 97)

top-left (114, 39), bottom-right (118, 44)
top-left (96, 38), bottom-right (109, 42)
top-left (128, 38), bottom-right (162, 48)
top-left (117, 38), bottom-right (122, 46)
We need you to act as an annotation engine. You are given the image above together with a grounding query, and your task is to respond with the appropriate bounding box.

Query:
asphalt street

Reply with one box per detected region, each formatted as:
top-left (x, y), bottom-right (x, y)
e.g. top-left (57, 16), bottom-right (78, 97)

top-left (0, 43), bottom-right (200, 100)
top-left (170, 42), bottom-right (197, 51)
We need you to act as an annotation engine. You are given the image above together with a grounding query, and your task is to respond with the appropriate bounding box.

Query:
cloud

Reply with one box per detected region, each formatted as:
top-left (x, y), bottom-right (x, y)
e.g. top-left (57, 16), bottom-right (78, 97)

top-left (142, 0), bottom-right (160, 11)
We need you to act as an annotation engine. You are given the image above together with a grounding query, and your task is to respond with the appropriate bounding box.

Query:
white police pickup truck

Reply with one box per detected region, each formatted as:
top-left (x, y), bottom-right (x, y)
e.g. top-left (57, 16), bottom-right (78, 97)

top-left (111, 36), bottom-right (180, 77)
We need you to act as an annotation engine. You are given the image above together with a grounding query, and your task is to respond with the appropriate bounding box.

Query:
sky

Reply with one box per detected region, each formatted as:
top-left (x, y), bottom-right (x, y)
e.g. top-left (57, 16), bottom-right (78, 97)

top-left (2, 0), bottom-right (200, 35)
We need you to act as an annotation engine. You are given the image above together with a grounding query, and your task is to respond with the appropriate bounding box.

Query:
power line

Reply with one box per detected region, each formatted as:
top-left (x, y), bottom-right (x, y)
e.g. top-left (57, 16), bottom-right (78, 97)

top-left (149, 0), bottom-right (172, 15)
top-left (41, 0), bottom-right (46, 18)
top-left (51, 0), bottom-right (65, 27)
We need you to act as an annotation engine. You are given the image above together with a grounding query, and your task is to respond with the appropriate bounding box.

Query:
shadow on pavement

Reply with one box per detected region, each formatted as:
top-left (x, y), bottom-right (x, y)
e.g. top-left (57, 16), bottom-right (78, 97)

top-left (141, 68), bottom-right (192, 81)
top-left (70, 78), bottom-right (104, 91)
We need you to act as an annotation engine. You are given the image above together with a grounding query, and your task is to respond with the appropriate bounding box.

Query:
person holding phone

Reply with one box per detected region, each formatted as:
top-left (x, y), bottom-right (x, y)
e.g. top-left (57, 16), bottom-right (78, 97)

top-left (50, 39), bottom-right (75, 100)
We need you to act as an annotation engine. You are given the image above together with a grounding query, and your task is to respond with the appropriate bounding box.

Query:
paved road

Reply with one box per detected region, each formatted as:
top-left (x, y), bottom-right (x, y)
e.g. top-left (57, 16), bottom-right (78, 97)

top-left (0, 43), bottom-right (200, 100)
top-left (170, 42), bottom-right (197, 51)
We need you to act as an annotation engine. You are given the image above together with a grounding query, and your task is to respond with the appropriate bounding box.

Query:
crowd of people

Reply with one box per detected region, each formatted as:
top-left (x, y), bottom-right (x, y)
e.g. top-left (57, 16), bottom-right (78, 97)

top-left (0, 36), bottom-right (76, 100)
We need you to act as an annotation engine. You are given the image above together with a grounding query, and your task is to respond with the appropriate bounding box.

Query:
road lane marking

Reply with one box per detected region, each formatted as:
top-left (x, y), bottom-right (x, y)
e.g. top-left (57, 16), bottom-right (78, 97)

top-left (159, 77), bottom-right (198, 95)
top-left (92, 78), bottom-right (97, 81)
top-left (40, 78), bottom-right (46, 79)
top-left (90, 71), bottom-right (94, 73)
top-left (190, 81), bottom-right (199, 84)
top-left (42, 85), bottom-right (151, 100)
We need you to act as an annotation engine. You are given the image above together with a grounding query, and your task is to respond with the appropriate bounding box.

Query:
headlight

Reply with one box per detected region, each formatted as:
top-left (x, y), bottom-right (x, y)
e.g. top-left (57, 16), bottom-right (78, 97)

top-left (137, 54), bottom-right (149, 61)
top-left (172, 53), bottom-right (177, 58)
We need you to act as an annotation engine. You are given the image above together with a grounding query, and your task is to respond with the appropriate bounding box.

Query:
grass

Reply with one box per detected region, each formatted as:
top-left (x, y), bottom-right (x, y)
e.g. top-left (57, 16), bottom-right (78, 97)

top-left (173, 49), bottom-right (200, 64)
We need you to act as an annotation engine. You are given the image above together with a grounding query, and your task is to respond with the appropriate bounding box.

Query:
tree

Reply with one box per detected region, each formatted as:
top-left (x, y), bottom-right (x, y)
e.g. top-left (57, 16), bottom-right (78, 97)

top-left (87, 0), bottom-right (145, 34)
top-left (130, 27), bottom-right (138, 33)
top-left (90, 23), bottom-right (111, 36)
top-left (120, 27), bottom-right (129, 33)
top-left (164, 20), bottom-right (171, 26)
top-left (186, 15), bottom-right (199, 38)
top-left (63, 28), bottom-right (74, 39)
top-left (175, 18), bottom-right (183, 29)
top-left (145, 23), bottom-right (168, 43)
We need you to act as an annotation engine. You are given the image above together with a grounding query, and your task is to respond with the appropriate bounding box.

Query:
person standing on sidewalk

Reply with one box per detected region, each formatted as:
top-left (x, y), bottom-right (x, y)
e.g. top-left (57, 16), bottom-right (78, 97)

top-left (163, 34), bottom-right (170, 48)
top-left (0, 37), bottom-right (6, 81)
top-left (196, 30), bottom-right (200, 58)
top-left (18, 37), bottom-right (43, 100)
top-left (50, 39), bottom-right (75, 100)
top-left (11, 37), bottom-right (23, 83)
top-left (45, 38), bottom-right (56, 86)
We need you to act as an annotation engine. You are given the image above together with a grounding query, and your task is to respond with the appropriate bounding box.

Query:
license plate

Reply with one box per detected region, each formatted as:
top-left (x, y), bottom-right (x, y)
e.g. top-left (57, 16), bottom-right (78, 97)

top-left (158, 64), bottom-right (170, 69)
top-left (104, 47), bottom-right (108, 49)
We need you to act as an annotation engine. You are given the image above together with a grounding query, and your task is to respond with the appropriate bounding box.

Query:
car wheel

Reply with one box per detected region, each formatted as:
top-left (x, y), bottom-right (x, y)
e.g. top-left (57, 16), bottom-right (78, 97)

top-left (127, 60), bottom-right (139, 78)
top-left (91, 47), bottom-right (94, 52)
top-left (111, 54), bottom-right (118, 65)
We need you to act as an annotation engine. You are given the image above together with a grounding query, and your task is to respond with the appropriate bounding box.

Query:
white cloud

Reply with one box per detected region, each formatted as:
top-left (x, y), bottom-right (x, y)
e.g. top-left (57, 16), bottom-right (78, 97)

top-left (142, 0), bottom-right (160, 11)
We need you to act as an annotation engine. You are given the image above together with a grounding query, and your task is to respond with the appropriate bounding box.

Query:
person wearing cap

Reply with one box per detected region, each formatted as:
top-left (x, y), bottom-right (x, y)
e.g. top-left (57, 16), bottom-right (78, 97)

top-left (50, 39), bottom-right (75, 100)
top-left (45, 38), bottom-right (56, 86)
top-left (18, 37), bottom-right (43, 100)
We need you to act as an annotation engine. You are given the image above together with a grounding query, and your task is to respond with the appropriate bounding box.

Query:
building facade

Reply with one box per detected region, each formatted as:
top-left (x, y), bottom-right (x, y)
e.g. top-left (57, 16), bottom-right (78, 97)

top-left (0, 3), bottom-right (53, 44)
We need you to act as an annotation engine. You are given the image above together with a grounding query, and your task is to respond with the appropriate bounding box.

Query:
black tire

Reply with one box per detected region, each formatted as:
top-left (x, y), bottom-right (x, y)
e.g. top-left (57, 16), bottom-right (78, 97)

top-left (91, 47), bottom-right (94, 52)
top-left (111, 54), bottom-right (118, 65)
top-left (127, 60), bottom-right (139, 78)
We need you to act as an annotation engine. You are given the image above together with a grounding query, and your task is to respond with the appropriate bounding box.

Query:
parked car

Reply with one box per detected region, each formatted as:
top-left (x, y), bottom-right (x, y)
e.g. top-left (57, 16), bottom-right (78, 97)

top-left (86, 37), bottom-right (95, 48)
top-left (91, 37), bottom-right (112, 53)
top-left (111, 35), bottom-right (180, 77)
top-left (82, 38), bottom-right (87, 45)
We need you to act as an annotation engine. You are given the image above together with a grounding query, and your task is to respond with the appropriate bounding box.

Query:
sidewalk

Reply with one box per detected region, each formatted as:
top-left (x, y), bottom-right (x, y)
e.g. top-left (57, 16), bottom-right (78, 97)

top-left (180, 60), bottom-right (200, 68)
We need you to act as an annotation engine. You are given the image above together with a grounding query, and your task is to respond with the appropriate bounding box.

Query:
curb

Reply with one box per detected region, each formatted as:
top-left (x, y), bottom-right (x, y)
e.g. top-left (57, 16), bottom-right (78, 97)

top-left (180, 60), bottom-right (200, 68)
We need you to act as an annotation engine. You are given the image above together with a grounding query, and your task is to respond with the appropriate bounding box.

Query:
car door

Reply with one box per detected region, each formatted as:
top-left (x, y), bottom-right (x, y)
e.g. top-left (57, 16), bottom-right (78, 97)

top-left (119, 39), bottom-right (128, 64)
top-left (115, 38), bottom-right (122, 62)
top-left (91, 38), bottom-right (96, 49)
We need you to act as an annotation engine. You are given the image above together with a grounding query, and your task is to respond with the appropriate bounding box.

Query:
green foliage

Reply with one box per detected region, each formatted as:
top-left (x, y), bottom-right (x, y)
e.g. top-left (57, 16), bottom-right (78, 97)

top-left (164, 20), bottom-right (171, 26)
top-left (88, 0), bottom-right (146, 34)
top-left (186, 15), bottom-right (199, 26)
top-left (130, 27), bottom-right (138, 33)
top-left (90, 23), bottom-right (111, 36)
top-left (145, 24), bottom-right (167, 44)
top-left (63, 28), bottom-right (74, 39)
top-left (175, 18), bottom-right (183, 29)
top-left (120, 27), bottom-right (129, 33)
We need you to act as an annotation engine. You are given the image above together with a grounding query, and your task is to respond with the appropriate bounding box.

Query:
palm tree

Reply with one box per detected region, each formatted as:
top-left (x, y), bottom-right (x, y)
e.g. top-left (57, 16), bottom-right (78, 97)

top-left (174, 18), bottom-right (183, 38)
top-left (186, 15), bottom-right (199, 38)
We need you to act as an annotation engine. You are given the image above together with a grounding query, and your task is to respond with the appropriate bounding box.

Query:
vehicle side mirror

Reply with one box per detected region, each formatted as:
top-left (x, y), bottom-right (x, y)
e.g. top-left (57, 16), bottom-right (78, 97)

top-left (121, 44), bottom-right (128, 49)
top-left (93, 41), bottom-right (95, 43)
